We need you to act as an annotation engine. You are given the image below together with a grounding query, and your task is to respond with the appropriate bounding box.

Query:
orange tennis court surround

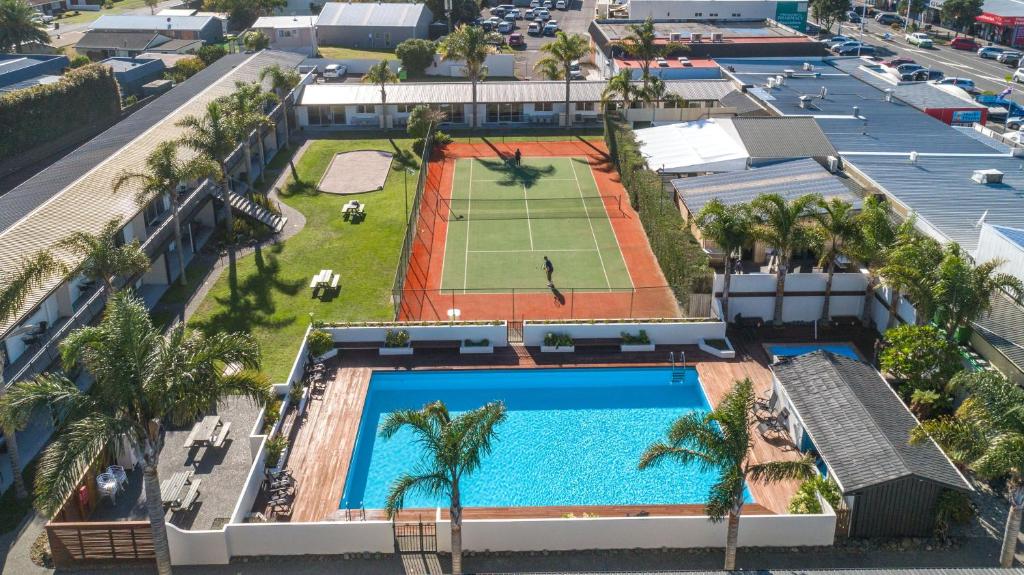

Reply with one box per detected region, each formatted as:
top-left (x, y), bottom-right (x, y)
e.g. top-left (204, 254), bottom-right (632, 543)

top-left (397, 141), bottom-right (680, 322)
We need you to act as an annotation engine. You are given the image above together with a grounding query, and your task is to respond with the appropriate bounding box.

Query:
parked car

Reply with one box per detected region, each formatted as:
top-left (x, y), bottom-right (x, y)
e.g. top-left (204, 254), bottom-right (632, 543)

top-left (906, 32), bottom-right (933, 47)
top-left (979, 46), bottom-right (1006, 59)
top-left (508, 32), bottom-right (525, 46)
top-left (998, 51), bottom-right (1023, 66)
top-left (543, 20), bottom-right (559, 35)
top-left (570, 69), bottom-right (584, 80)
top-left (323, 63), bottom-right (347, 79)
top-left (823, 35), bottom-right (851, 46)
top-left (530, 0), bottom-right (540, 6)
top-left (831, 40), bottom-right (862, 52)
top-left (933, 77), bottom-right (979, 94)
top-left (507, 8), bottom-right (521, 19)
top-left (569, 59), bottom-right (581, 72)
top-left (1007, 116), bottom-right (1024, 130)
top-left (491, 5), bottom-right (507, 16)
top-left (846, 10), bottom-right (861, 22)
top-left (881, 56), bottom-right (915, 67)
top-left (874, 12), bottom-right (903, 25)
top-left (542, 0), bottom-right (553, 7)
top-left (536, 8), bottom-right (551, 19)
top-left (555, 0), bottom-right (567, 9)
top-left (528, 21), bottom-right (541, 35)
top-left (835, 43), bottom-right (875, 55)
top-left (895, 63), bottom-right (926, 79)
top-left (1014, 67), bottom-right (1024, 82)
top-left (949, 37), bottom-right (981, 50)
top-left (497, 19), bottom-right (515, 33)
top-left (911, 69), bottom-right (944, 81)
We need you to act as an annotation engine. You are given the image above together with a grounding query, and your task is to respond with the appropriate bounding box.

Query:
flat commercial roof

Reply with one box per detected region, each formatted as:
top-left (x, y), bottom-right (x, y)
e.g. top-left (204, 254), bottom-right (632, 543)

top-left (0, 50), bottom-right (304, 338)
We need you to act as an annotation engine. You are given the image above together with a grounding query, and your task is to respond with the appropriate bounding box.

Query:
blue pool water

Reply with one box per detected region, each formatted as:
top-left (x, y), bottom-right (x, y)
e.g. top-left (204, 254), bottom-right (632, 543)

top-left (341, 368), bottom-right (754, 509)
top-left (767, 343), bottom-right (860, 360)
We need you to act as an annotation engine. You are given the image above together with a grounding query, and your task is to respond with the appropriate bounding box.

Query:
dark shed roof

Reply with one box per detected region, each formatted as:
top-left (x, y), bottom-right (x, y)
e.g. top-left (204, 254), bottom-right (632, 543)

top-left (731, 116), bottom-right (836, 159)
top-left (772, 351), bottom-right (971, 493)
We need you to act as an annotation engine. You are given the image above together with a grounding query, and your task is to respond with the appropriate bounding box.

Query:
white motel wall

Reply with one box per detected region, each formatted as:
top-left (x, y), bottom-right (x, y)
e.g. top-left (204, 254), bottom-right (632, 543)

top-left (522, 319), bottom-right (725, 346)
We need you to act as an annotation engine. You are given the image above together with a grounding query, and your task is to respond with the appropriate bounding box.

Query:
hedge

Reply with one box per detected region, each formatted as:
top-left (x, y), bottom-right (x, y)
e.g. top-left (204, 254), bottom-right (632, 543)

top-left (604, 115), bottom-right (710, 299)
top-left (0, 64), bottom-right (121, 162)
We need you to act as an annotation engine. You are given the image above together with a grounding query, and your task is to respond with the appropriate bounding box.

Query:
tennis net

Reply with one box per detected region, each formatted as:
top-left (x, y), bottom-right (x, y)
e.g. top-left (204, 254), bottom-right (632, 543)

top-left (438, 195), bottom-right (623, 221)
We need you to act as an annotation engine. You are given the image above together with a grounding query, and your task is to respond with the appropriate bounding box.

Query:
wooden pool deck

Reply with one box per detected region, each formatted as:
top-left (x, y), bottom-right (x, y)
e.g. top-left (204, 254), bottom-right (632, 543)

top-left (282, 342), bottom-right (806, 523)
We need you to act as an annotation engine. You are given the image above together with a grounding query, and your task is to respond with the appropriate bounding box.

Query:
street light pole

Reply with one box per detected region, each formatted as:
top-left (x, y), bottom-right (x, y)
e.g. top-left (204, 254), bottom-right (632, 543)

top-left (445, 0), bottom-right (453, 34)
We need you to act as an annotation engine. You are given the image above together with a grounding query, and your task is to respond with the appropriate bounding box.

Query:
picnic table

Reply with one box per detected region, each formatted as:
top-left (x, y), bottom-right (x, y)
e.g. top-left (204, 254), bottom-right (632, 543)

top-left (184, 415), bottom-right (220, 448)
top-left (309, 269), bottom-right (340, 292)
top-left (342, 200), bottom-right (366, 220)
top-left (160, 470), bottom-right (192, 506)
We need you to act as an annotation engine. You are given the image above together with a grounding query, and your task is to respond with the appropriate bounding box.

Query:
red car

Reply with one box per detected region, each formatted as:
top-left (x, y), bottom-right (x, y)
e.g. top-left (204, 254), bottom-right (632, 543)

top-left (508, 32), bottom-right (525, 47)
top-left (881, 56), bottom-right (915, 67)
top-left (950, 37), bottom-right (981, 51)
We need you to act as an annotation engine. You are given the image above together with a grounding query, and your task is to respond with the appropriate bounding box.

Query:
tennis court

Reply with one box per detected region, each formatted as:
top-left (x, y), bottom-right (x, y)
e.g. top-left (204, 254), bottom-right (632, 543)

top-left (440, 156), bottom-right (633, 292)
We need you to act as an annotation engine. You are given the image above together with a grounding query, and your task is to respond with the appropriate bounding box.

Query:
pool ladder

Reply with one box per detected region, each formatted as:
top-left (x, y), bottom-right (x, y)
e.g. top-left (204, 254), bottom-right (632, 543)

top-left (669, 352), bottom-right (686, 383)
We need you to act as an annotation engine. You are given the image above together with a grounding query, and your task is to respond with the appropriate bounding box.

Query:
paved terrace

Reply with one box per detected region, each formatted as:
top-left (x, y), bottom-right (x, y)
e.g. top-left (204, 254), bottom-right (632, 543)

top-left (269, 325), bottom-right (878, 523)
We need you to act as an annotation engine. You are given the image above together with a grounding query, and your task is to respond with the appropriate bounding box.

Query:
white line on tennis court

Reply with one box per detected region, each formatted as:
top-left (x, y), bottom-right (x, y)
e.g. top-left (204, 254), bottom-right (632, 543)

top-left (578, 162), bottom-right (636, 290)
top-left (472, 178), bottom-right (579, 182)
top-left (467, 248), bottom-right (599, 253)
top-left (568, 158), bottom-right (611, 291)
top-left (522, 182), bottom-right (534, 251)
top-left (462, 160), bottom-right (474, 291)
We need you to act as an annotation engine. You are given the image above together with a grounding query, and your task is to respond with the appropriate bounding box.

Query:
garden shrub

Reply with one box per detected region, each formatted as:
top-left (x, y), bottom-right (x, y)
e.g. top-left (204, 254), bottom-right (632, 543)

top-left (306, 328), bottom-right (333, 357)
top-left (788, 475), bottom-right (841, 514)
top-left (395, 38), bottom-right (436, 76)
top-left (384, 329), bottom-right (411, 348)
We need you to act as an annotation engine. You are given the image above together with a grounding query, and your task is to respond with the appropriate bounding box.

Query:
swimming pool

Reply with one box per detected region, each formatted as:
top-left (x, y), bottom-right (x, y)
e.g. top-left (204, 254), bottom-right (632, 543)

top-left (766, 343), bottom-right (861, 361)
top-left (341, 367), bottom-right (754, 509)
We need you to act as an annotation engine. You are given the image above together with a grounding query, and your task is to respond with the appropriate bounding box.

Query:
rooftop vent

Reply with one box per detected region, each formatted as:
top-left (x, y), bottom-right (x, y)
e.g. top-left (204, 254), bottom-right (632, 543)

top-left (766, 77), bottom-right (776, 88)
top-left (819, 86), bottom-right (827, 99)
top-left (972, 169), bottom-right (1004, 184)
top-left (783, 69), bottom-right (795, 77)
top-left (852, 105), bottom-right (860, 118)
top-left (775, 74), bottom-right (785, 86)
top-left (799, 95), bottom-right (812, 109)
top-left (803, 62), bottom-right (814, 71)
top-left (909, 151), bottom-right (918, 164)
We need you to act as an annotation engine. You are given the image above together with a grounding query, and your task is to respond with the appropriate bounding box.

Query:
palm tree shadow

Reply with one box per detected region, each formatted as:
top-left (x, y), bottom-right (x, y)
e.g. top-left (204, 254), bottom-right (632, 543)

top-left (194, 252), bottom-right (303, 335)
top-left (476, 158), bottom-right (556, 188)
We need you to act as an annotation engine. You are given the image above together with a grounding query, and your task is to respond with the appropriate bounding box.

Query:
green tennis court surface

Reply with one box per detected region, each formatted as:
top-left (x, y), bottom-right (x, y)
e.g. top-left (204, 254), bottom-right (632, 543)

top-left (440, 157), bottom-right (633, 292)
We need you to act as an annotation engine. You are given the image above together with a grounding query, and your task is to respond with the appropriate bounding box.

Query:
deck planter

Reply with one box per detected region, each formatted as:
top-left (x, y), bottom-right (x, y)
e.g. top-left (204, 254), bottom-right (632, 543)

top-left (620, 343), bottom-right (656, 352)
top-left (699, 337), bottom-right (736, 359)
top-left (540, 345), bottom-right (575, 353)
top-left (379, 346), bottom-right (413, 356)
top-left (460, 344), bottom-right (494, 354)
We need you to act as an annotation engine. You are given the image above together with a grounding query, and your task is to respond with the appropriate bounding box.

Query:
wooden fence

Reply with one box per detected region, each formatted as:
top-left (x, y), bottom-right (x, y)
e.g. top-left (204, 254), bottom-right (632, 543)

top-left (46, 521), bottom-right (155, 568)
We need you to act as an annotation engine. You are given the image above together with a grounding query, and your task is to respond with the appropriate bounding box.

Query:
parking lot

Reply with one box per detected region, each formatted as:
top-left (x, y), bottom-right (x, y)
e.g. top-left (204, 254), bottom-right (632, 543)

top-left (483, 0), bottom-right (599, 79)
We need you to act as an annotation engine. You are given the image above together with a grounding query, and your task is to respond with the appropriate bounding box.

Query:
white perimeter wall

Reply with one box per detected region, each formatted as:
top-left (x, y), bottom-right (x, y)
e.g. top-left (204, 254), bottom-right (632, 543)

top-left (714, 272), bottom-right (868, 323)
top-left (328, 322), bottom-right (508, 347)
top-left (522, 320), bottom-right (725, 346)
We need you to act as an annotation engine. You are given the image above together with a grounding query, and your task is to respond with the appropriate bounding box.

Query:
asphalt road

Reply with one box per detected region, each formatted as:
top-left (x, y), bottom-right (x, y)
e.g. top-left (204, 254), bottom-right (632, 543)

top-left (485, 0), bottom-right (598, 79)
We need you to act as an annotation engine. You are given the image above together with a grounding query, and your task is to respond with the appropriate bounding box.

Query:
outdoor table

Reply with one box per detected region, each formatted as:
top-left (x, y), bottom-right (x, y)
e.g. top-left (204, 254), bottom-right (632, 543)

top-left (184, 415), bottom-right (221, 447)
top-left (160, 470), bottom-right (192, 506)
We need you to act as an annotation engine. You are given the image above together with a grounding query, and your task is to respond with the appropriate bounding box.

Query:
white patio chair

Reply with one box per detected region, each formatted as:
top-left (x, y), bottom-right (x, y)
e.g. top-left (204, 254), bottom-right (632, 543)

top-left (96, 472), bottom-right (119, 504)
top-left (107, 465), bottom-right (128, 488)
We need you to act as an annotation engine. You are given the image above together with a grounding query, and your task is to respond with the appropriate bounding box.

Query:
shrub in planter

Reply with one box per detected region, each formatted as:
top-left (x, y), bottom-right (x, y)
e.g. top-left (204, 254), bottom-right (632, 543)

top-left (384, 329), bottom-right (411, 348)
top-left (788, 475), bottom-right (841, 514)
top-left (306, 328), bottom-right (333, 358)
top-left (543, 332), bottom-right (574, 348)
top-left (288, 383), bottom-right (305, 405)
top-left (620, 330), bottom-right (650, 344)
top-left (463, 338), bottom-right (490, 347)
top-left (262, 398), bottom-right (282, 433)
top-left (264, 435), bottom-right (288, 469)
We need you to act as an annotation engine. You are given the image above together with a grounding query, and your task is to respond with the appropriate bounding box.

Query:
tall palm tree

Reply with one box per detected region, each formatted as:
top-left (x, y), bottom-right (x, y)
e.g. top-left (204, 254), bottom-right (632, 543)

top-left (437, 24), bottom-right (500, 129)
top-left (113, 141), bottom-right (218, 287)
top-left (847, 196), bottom-right (898, 327)
top-left (813, 198), bottom-right (860, 324)
top-left (0, 292), bottom-right (271, 575)
top-left (601, 69), bottom-right (639, 119)
top-left (910, 370), bottom-right (1024, 567)
top-left (695, 199), bottom-right (754, 323)
top-left (618, 17), bottom-right (684, 89)
top-left (640, 378), bottom-right (816, 569)
top-left (177, 100), bottom-right (240, 262)
top-left (57, 218), bottom-right (149, 294)
top-left (258, 64), bottom-right (301, 149)
top-left (639, 75), bottom-right (682, 125)
top-left (880, 223), bottom-right (943, 328)
top-left (382, 400), bottom-right (506, 575)
top-left (750, 193), bottom-right (822, 327)
top-left (220, 81), bottom-right (277, 190)
top-left (534, 32), bottom-right (591, 128)
top-left (362, 60), bottom-right (400, 130)
top-left (933, 243), bottom-right (1023, 342)
top-left (0, 252), bottom-right (66, 499)
top-left (0, 0), bottom-right (49, 53)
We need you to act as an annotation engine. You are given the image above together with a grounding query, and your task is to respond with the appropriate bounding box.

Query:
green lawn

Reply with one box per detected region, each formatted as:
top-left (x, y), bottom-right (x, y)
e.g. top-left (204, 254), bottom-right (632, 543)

top-left (318, 46), bottom-right (397, 61)
top-left (187, 138), bottom-right (415, 382)
top-left (57, 0), bottom-right (157, 25)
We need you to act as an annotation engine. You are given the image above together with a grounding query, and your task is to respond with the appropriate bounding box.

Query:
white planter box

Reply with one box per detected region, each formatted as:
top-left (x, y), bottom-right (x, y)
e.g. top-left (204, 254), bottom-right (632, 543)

top-left (621, 343), bottom-right (656, 352)
top-left (313, 348), bottom-right (338, 363)
top-left (540, 345), bottom-right (575, 353)
top-left (379, 346), bottom-right (413, 356)
top-left (460, 345), bottom-right (494, 354)
top-left (699, 337), bottom-right (736, 359)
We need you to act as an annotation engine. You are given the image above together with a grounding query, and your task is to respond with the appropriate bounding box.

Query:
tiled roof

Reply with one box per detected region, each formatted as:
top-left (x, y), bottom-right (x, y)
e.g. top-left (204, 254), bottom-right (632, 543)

top-left (772, 351), bottom-right (971, 493)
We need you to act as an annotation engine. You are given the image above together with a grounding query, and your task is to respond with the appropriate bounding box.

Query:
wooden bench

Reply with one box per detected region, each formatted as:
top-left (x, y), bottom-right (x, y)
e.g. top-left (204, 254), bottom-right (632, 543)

top-left (211, 422), bottom-right (232, 448)
top-left (572, 338), bottom-right (621, 348)
top-left (410, 340), bottom-right (461, 350)
top-left (175, 479), bottom-right (202, 510)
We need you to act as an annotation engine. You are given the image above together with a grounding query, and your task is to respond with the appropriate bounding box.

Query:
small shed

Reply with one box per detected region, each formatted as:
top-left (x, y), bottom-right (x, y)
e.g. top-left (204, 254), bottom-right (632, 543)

top-left (771, 351), bottom-right (972, 538)
top-left (315, 2), bottom-right (433, 49)
top-left (100, 57), bottom-right (166, 96)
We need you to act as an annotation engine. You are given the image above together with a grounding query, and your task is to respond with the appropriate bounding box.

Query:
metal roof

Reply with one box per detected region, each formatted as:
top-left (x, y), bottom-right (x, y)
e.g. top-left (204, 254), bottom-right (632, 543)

top-left (720, 88), bottom-right (770, 116)
top-left (772, 351), bottom-right (972, 493)
top-left (478, 570), bottom-right (1024, 575)
top-left (992, 224), bottom-right (1024, 249)
top-left (90, 14), bottom-right (216, 31)
top-left (973, 290), bottom-right (1024, 374)
top-left (253, 15), bottom-right (316, 28)
top-left (0, 50), bottom-right (305, 338)
top-left (76, 30), bottom-right (169, 51)
top-left (299, 79), bottom-right (738, 106)
top-left (672, 158), bottom-right (859, 213)
top-left (731, 116), bottom-right (836, 159)
top-left (980, 0), bottom-right (1024, 16)
top-left (316, 2), bottom-right (430, 28)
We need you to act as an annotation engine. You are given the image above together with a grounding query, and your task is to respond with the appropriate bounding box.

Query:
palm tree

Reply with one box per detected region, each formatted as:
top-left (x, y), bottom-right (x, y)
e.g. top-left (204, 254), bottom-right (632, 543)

top-left (695, 199), bottom-right (754, 323)
top-left (880, 223), bottom-right (943, 328)
top-left (0, 0), bottom-right (49, 53)
top-left (639, 75), bottom-right (682, 125)
top-left (813, 198), bottom-right (860, 324)
top-left (362, 60), bottom-right (400, 130)
top-left (750, 193), bottom-right (822, 327)
top-left (534, 32), bottom-right (591, 128)
top-left (113, 141), bottom-right (218, 287)
top-left (618, 17), bottom-right (684, 89)
top-left (382, 400), bottom-right (506, 575)
top-left (932, 243), bottom-right (1024, 342)
top-left (220, 81), bottom-right (277, 190)
top-left (0, 252), bottom-right (66, 499)
top-left (0, 292), bottom-right (271, 575)
top-left (177, 100), bottom-right (241, 262)
top-left (910, 370), bottom-right (1024, 567)
top-left (57, 218), bottom-right (149, 294)
top-left (258, 64), bottom-right (301, 149)
top-left (640, 378), bottom-right (815, 569)
top-left (601, 69), bottom-right (639, 120)
top-left (847, 196), bottom-right (898, 327)
top-left (437, 24), bottom-right (500, 129)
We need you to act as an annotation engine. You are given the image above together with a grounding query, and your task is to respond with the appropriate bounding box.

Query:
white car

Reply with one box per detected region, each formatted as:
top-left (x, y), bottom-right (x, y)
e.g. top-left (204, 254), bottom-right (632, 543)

top-left (905, 32), bottom-right (933, 48)
top-left (555, 0), bottom-right (567, 9)
top-left (1015, 67), bottom-right (1024, 83)
top-left (323, 64), bottom-right (347, 79)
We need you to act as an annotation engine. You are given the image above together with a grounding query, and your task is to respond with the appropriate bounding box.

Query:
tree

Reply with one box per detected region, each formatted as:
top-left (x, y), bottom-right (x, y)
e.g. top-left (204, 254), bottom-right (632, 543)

top-left (68, 54), bottom-right (91, 68)
top-left (0, 292), bottom-right (270, 575)
top-left (881, 224), bottom-right (943, 328)
top-left (812, 198), bottom-right (859, 324)
top-left (601, 69), bottom-right (640, 118)
top-left (909, 371), bottom-right (1024, 566)
top-left (166, 56), bottom-right (205, 83)
top-left (750, 193), bottom-right (822, 327)
top-left (810, 0), bottom-right (851, 35)
top-left (941, 0), bottom-right (982, 35)
top-left (145, 0), bottom-right (158, 13)
top-left (899, 0), bottom-right (926, 26)
top-left (57, 218), bottom-right (149, 294)
top-left (535, 32), bottom-right (591, 128)
top-left (382, 400), bottom-right (507, 575)
top-left (639, 378), bottom-right (816, 569)
top-left (219, 81), bottom-right (276, 189)
top-left (362, 60), bottom-right (399, 129)
top-left (395, 38), bottom-right (436, 76)
top-left (638, 75), bottom-right (682, 125)
top-left (197, 44), bottom-right (227, 66)
top-left (0, 0), bottom-right (48, 53)
top-left (879, 324), bottom-right (962, 401)
top-left (407, 104), bottom-right (445, 153)
top-left (259, 64), bottom-right (300, 149)
top-left (243, 30), bottom-right (269, 52)
top-left (618, 17), bottom-right (685, 88)
top-left (932, 243), bottom-right (1023, 343)
top-left (113, 141), bottom-right (218, 287)
top-left (695, 199), bottom-right (754, 323)
top-left (177, 100), bottom-right (241, 263)
top-left (203, 0), bottom-right (285, 29)
top-left (437, 25), bottom-right (500, 129)
top-left (0, 252), bottom-right (66, 499)
top-left (847, 196), bottom-right (898, 327)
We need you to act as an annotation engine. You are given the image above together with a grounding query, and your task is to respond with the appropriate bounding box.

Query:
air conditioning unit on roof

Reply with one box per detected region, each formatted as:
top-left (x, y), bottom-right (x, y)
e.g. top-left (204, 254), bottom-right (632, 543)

top-left (972, 169), bottom-right (1004, 184)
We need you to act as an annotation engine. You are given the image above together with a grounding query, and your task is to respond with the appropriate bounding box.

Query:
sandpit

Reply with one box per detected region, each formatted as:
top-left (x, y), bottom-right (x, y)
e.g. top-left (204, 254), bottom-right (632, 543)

top-left (317, 150), bottom-right (393, 195)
